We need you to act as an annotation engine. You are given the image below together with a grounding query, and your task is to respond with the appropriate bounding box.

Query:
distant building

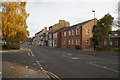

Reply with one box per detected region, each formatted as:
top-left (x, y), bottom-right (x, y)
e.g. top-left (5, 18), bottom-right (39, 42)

top-left (100, 31), bottom-right (120, 48)
top-left (33, 27), bottom-right (48, 45)
top-left (61, 19), bottom-right (97, 49)
top-left (48, 20), bottom-right (70, 47)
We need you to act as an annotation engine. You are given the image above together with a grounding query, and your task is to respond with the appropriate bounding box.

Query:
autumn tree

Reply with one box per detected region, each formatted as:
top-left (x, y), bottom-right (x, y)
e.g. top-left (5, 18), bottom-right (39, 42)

top-left (1, 2), bottom-right (29, 49)
top-left (93, 13), bottom-right (114, 42)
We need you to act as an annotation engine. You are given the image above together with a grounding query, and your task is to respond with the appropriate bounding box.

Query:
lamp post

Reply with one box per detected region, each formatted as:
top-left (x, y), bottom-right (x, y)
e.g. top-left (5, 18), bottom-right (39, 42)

top-left (92, 10), bottom-right (96, 51)
top-left (92, 10), bottom-right (95, 26)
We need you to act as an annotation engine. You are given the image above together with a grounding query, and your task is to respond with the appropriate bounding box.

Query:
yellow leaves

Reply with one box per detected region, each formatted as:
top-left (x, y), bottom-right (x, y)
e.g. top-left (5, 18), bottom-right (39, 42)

top-left (2, 2), bottom-right (29, 43)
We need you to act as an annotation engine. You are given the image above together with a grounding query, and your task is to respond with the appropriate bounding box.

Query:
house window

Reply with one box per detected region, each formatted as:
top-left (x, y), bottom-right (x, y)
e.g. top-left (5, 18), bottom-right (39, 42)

top-left (72, 30), bottom-right (74, 35)
top-left (115, 41), bottom-right (118, 45)
top-left (68, 40), bottom-right (71, 45)
top-left (64, 40), bottom-right (66, 45)
top-left (62, 40), bottom-right (64, 45)
top-left (76, 28), bottom-right (80, 35)
top-left (110, 41), bottom-right (112, 46)
top-left (86, 39), bottom-right (90, 45)
top-left (76, 39), bottom-right (80, 45)
top-left (62, 32), bottom-right (64, 37)
top-left (86, 28), bottom-right (90, 34)
top-left (64, 32), bottom-right (66, 36)
top-left (49, 34), bottom-right (51, 39)
top-left (72, 40), bottom-right (74, 45)
top-left (53, 33), bottom-right (57, 38)
top-left (69, 31), bottom-right (71, 36)
top-left (104, 41), bottom-right (107, 45)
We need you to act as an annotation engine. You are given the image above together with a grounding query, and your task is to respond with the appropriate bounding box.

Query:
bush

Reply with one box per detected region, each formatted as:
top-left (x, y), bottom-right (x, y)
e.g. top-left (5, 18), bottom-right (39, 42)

top-left (1, 44), bottom-right (20, 50)
top-left (96, 46), bottom-right (102, 51)
top-left (10, 44), bottom-right (20, 49)
top-left (96, 46), bottom-right (119, 52)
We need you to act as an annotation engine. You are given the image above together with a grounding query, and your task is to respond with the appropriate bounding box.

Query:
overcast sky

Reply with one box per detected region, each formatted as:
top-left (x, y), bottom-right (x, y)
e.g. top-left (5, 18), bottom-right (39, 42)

top-left (26, 0), bottom-right (119, 37)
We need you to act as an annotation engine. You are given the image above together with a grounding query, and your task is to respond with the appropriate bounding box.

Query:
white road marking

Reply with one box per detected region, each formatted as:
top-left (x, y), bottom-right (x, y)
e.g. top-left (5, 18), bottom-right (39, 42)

top-left (25, 75), bottom-right (28, 78)
top-left (88, 62), bottom-right (119, 73)
top-left (30, 50), bottom-right (34, 56)
top-left (0, 72), bottom-right (1, 74)
top-left (36, 61), bottom-right (42, 67)
top-left (71, 57), bottom-right (79, 60)
top-left (27, 52), bottom-right (31, 56)
top-left (89, 62), bottom-right (119, 64)
top-left (67, 54), bottom-right (72, 56)
top-left (27, 49), bottom-right (34, 56)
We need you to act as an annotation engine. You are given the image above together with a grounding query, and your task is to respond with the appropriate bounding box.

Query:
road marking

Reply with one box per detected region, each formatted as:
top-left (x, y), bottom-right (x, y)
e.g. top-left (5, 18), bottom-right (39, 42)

top-left (27, 52), bottom-right (31, 56)
top-left (29, 50), bottom-right (34, 56)
top-left (71, 57), bottom-right (79, 60)
top-left (88, 62), bottom-right (119, 73)
top-left (67, 54), bottom-right (72, 56)
top-left (25, 75), bottom-right (28, 78)
top-left (89, 62), bottom-right (119, 64)
top-left (27, 49), bottom-right (34, 56)
top-left (36, 61), bottom-right (42, 67)
top-left (43, 70), bottom-right (60, 79)
top-left (0, 72), bottom-right (1, 75)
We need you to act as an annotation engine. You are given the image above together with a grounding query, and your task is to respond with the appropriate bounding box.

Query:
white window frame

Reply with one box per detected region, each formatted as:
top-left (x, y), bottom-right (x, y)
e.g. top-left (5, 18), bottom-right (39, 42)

top-left (76, 28), bottom-right (80, 35)
top-left (68, 40), bottom-right (71, 45)
top-left (72, 30), bottom-right (74, 35)
top-left (49, 34), bottom-right (51, 39)
top-left (86, 28), bottom-right (90, 34)
top-left (64, 40), bottom-right (66, 45)
top-left (110, 41), bottom-right (112, 46)
top-left (104, 41), bottom-right (107, 45)
top-left (69, 31), bottom-right (71, 36)
top-left (76, 39), bottom-right (80, 45)
top-left (64, 32), bottom-right (66, 36)
top-left (72, 39), bottom-right (74, 45)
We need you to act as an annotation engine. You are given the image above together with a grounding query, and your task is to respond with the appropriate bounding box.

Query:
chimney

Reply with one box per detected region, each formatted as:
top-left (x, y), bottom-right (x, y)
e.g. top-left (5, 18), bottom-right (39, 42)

top-left (44, 27), bottom-right (47, 30)
top-left (59, 20), bottom-right (65, 23)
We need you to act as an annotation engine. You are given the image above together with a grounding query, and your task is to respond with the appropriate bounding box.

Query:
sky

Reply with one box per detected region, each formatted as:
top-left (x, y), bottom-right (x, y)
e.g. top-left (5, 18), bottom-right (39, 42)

top-left (25, 0), bottom-right (119, 37)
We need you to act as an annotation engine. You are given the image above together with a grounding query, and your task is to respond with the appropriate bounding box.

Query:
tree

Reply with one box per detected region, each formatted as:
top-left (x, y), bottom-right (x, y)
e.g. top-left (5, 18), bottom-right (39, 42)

top-left (93, 13), bottom-right (114, 42)
top-left (1, 2), bottom-right (29, 48)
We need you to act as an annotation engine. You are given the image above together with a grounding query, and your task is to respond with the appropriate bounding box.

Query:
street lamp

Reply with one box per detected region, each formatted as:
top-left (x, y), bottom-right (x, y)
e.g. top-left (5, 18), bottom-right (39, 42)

top-left (92, 10), bottom-right (96, 51)
top-left (92, 10), bottom-right (95, 25)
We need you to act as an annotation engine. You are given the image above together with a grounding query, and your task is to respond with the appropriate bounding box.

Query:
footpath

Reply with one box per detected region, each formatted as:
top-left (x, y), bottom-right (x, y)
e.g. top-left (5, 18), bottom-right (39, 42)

top-left (2, 61), bottom-right (50, 79)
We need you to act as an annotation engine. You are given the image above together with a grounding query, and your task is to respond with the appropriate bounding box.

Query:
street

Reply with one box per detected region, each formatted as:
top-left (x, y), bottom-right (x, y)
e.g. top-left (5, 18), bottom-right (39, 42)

top-left (2, 43), bottom-right (119, 79)
top-left (23, 44), bottom-right (119, 78)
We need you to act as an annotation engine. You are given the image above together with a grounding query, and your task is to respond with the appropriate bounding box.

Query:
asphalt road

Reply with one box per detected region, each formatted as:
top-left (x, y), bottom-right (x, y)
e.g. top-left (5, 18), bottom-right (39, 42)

top-left (21, 44), bottom-right (119, 78)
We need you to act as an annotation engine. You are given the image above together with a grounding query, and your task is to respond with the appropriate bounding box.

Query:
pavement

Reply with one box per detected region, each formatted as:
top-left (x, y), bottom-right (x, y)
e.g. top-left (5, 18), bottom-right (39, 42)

top-left (2, 61), bottom-right (49, 78)
top-left (1, 48), bottom-right (55, 79)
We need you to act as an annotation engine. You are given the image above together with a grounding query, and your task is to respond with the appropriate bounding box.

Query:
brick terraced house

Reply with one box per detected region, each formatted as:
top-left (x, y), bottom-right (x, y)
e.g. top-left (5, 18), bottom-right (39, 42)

top-left (52, 27), bottom-right (69, 48)
top-left (61, 19), bottom-right (97, 49)
top-left (48, 20), bottom-right (70, 47)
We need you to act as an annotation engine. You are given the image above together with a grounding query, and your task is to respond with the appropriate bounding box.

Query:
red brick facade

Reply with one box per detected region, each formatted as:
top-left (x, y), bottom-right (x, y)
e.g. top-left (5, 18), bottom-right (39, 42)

top-left (61, 19), bottom-right (97, 49)
top-left (53, 27), bottom-right (69, 48)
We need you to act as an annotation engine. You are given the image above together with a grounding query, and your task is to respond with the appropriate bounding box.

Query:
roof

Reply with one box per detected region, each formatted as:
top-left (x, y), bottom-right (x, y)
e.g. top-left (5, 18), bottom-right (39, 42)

top-left (53, 27), bottom-right (68, 33)
top-left (62, 18), bottom-right (96, 32)
top-left (35, 30), bottom-right (43, 35)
